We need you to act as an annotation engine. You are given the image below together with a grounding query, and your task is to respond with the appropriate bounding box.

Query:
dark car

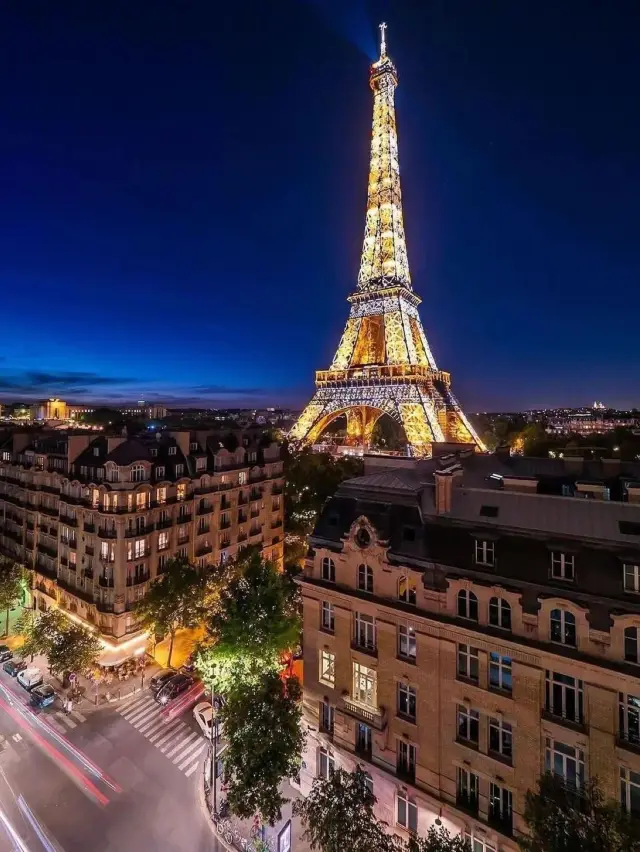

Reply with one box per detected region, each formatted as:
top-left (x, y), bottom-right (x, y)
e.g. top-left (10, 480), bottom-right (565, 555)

top-left (154, 673), bottom-right (194, 705)
top-left (0, 645), bottom-right (12, 663)
top-left (30, 683), bottom-right (56, 709)
top-left (149, 668), bottom-right (176, 694)
top-left (3, 659), bottom-right (27, 677)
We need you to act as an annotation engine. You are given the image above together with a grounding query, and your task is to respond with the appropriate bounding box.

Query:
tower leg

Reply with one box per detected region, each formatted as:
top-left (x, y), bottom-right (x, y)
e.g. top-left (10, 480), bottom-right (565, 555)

top-left (345, 407), bottom-right (382, 449)
top-left (398, 402), bottom-right (436, 458)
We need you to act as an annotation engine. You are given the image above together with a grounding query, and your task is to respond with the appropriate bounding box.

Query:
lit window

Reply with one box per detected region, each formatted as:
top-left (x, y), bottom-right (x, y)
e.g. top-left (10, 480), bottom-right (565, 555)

top-left (398, 625), bottom-right (416, 660)
top-left (624, 564), bottom-right (640, 594)
top-left (398, 575), bottom-right (416, 605)
top-left (177, 483), bottom-right (186, 501)
top-left (625, 627), bottom-right (640, 664)
top-left (168, 447), bottom-right (176, 456)
top-left (396, 791), bottom-right (417, 833)
top-left (457, 589), bottom-right (478, 621)
top-left (357, 564), bottom-right (373, 593)
top-left (619, 692), bottom-right (640, 745)
top-left (545, 738), bottom-right (584, 788)
top-left (321, 557), bottom-right (335, 582)
top-left (475, 539), bottom-right (494, 566)
top-left (489, 652), bottom-right (512, 693)
top-left (195, 458), bottom-right (206, 471)
top-left (545, 671), bottom-right (583, 723)
top-left (352, 662), bottom-right (376, 707)
top-left (457, 644), bottom-right (479, 683)
top-left (239, 471), bottom-right (248, 485)
top-left (550, 608), bottom-right (576, 647)
top-left (489, 596), bottom-right (511, 630)
top-left (156, 487), bottom-right (166, 504)
top-left (551, 552), bottom-right (575, 581)
top-left (488, 717), bottom-right (512, 760)
top-left (131, 464), bottom-right (145, 483)
top-left (320, 650), bottom-right (335, 687)
top-left (321, 601), bottom-right (335, 632)
top-left (621, 767), bottom-right (640, 817)
top-left (158, 531), bottom-right (169, 551)
top-left (136, 491), bottom-right (147, 510)
top-left (134, 539), bottom-right (146, 559)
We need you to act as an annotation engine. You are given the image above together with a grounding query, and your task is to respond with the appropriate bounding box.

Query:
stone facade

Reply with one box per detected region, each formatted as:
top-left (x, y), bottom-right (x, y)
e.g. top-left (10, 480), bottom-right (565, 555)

top-left (298, 449), bottom-right (640, 851)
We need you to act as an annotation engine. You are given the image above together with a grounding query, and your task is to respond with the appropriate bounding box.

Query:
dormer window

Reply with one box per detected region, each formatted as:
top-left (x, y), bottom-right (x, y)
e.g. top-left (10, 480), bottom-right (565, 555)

top-left (150, 448), bottom-right (158, 457)
top-left (551, 552), bottom-right (574, 582)
top-left (195, 458), bottom-right (206, 472)
top-left (175, 464), bottom-right (184, 477)
top-left (168, 446), bottom-right (177, 456)
top-left (156, 466), bottom-right (165, 479)
top-left (131, 464), bottom-right (146, 483)
top-left (93, 447), bottom-right (100, 457)
top-left (624, 564), bottom-right (640, 594)
top-left (475, 539), bottom-right (494, 567)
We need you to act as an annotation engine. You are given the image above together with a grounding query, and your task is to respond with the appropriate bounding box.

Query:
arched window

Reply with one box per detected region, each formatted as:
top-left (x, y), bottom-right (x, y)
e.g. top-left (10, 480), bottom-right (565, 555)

top-left (625, 627), bottom-right (640, 664)
top-left (398, 575), bottom-right (417, 605)
top-left (131, 464), bottom-right (145, 483)
top-left (457, 590), bottom-right (478, 621)
top-left (358, 564), bottom-right (374, 593)
top-left (489, 597), bottom-right (511, 630)
top-left (550, 608), bottom-right (576, 647)
top-left (321, 557), bottom-right (335, 583)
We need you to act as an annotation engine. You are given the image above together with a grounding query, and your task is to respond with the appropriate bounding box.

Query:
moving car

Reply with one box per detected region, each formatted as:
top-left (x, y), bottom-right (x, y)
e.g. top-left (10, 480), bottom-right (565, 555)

top-left (17, 667), bottom-right (44, 691)
top-left (30, 683), bottom-right (56, 709)
top-left (3, 659), bottom-right (27, 677)
top-left (0, 645), bottom-right (13, 663)
top-left (149, 668), bottom-right (176, 694)
top-left (193, 701), bottom-right (222, 739)
top-left (154, 673), bottom-right (194, 705)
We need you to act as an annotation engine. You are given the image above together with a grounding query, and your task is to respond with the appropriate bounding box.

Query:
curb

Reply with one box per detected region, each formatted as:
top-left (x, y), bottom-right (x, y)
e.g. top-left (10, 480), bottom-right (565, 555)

top-left (197, 772), bottom-right (234, 852)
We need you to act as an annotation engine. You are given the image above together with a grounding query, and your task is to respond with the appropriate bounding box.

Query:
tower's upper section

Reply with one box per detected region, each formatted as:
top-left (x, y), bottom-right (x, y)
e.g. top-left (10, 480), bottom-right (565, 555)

top-left (357, 23), bottom-right (412, 293)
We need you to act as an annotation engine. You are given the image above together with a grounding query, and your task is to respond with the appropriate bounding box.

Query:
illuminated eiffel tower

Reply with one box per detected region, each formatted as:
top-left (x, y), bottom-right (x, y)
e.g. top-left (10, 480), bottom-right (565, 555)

top-left (290, 24), bottom-right (485, 457)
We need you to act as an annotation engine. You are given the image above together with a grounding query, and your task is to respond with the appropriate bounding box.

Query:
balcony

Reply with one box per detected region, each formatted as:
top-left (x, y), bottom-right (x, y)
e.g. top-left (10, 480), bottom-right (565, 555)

top-left (177, 534), bottom-right (189, 545)
top-left (125, 525), bottom-right (152, 538)
top-left (95, 596), bottom-right (114, 613)
top-left (60, 515), bottom-right (78, 528)
top-left (220, 520), bottom-right (231, 531)
top-left (238, 494), bottom-right (248, 506)
top-left (250, 508), bottom-right (260, 519)
top-left (271, 519), bottom-right (282, 529)
top-left (35, 561), bottom-right (57, 580)
top-left (83, 523), bottom-right (95, 533)
top-left (396, 762), bottom-right (416, 784)
top-left (57, 576), bottom-right (95, 606)
top-left (86, 546), bottom-right (94, 557)
top-left (238, 512), bottom-right (248, 525)
top-left (196, 543), bottom-right (213, 557)
top-left (35, 582), bottom-right (57, 601)
top-left (156, 518), bottom-right (173, 530)
top-left (237, 533), bottom-right (248, 543)
top-left (617, 731), bottom-right (640, 755)
top-left (341, 698), bottom-right (387, 731)
top-left (98, 527), bottom-right (118, 539)
top-left (197, 523), bottom-right (210, 535)
top-left (456, 792), bottom-right (479, 817)
top-left (249, 526), bottom-right (261, 537)
top-left (177, 512), bottom-right (192, 524)
top-left (126, 573), bottom-right (149, 587)
top-left (488, 807), bottom-right (513, 837)
top-left (37, 542), bottom-right (57, 559)
top-left (542, 708), bottom-right (586, 734)
top-left (197, 504), bottom-right (211, 516)
top-left (220, 499), bottom-right (232, 511)
top-left (272, 484), bottom-right (283, 495)
top-left (250, 491), bottom-right (261, 502)
top-left (98, 575), bottom-right (114, 588)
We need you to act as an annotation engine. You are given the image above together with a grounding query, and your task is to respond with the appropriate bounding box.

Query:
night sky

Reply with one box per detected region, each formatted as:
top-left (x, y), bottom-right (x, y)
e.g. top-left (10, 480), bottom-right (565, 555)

top-left (1, 1), bottom-right (639, 410)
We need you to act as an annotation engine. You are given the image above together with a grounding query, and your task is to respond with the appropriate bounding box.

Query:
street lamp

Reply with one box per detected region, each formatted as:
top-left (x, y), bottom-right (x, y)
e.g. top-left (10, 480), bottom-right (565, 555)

top-left (210, 690), bottom-right (225, 818)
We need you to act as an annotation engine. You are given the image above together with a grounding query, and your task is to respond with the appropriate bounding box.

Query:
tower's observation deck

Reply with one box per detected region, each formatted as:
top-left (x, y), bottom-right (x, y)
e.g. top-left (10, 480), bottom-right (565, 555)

top-left (290, 24), bottom-right (485, 456)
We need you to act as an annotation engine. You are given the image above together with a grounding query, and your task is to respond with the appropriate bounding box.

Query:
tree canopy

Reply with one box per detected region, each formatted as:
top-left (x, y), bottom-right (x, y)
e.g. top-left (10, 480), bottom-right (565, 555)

top-left (521, 774), bottom-right (640, 852)
top-left (133, 556), bottom-right (209, 667)
top-left (17, 608), bottom-right (101, 678)
top-left (220, 671), bottom-right (304, 826)
top-left (0, 557), bottom-right (24, 636)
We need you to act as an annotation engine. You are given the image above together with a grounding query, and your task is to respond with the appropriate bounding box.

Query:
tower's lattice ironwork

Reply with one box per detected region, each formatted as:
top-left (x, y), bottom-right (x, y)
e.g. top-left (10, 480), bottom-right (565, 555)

top-left (290, 24), bottom-right (485, 457)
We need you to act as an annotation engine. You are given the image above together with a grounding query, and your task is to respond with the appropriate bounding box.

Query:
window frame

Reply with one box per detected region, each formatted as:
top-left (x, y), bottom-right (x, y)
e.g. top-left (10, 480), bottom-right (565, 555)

top-left (398, 624), bottom-right (416, 661)
top-left (624, 564), bottom-right (640, 594)
top-left (318, 747), bottom-right (335, 780)
top-left (545, 738), bottom-right (585, 788)
top-left (457, 589), bottom-right (479, 621)
top-left (354, 612), bottom-right (376, 652)
top-left (398, 575), bottom-right (417, 605)
top-left (321, 601), bottom-right (335, 632)
top-left (489, 652), bottom-right (513, 694)
top-left (357, 563), bottom-right (374, 594)
top-left (457, 643), bottom-right (479, 683)
top-left (488, 717), bottom-right (513, 760)
top-left (397, 682), bottom-right (417, 721)
top-left (488, 596), bottom-right (512, 631)
top-left (625, 626), bottom-right (640, 664)
top-left (619, 692), bottom-right (640, 745)
top-left (550, 608), bottom-right (577, 647)
top-left (551, 551), bottom-right (575, 582)
top-left (352, 661), bottom-right (377, 707)
top-left (620, 767), bottom-right (640, 817)
top-left (320, 650), bottom-right (335, 687)
top-left (396, 791), bottom-right (417, 833)
top-left (475, 539), bottom-right (495, 567)
top-left (545, 671), bottom-right (584, 723)
top-left (321, 557), bottom-right (336, 583)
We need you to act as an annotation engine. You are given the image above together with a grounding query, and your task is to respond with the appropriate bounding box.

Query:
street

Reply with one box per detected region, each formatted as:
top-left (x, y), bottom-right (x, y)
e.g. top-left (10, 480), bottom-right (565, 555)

top-left (0, 669), bottom-right (221, 852)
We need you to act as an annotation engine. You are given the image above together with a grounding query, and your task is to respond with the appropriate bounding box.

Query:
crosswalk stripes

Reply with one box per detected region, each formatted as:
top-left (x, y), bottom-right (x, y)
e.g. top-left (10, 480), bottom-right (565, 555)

top-left (47, 709), bottom-right (87, 735)
top-left (117, 691), bottom-right (208, 777)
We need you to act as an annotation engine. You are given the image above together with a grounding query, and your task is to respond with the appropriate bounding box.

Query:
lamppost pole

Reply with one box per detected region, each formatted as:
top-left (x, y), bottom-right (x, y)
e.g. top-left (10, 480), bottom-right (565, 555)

top-left (210, 689), bottom-right (225, 818)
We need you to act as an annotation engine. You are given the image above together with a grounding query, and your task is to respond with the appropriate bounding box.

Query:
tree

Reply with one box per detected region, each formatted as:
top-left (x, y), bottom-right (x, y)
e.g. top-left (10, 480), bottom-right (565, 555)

top-left (133, 557), bottom-right (208, 667)
top-left (15, 608), bottom-right (39, 660)
top-left (220, 671), bottom-right (304, 826)
top-left (405, 828), bottom-right (471, 852)
top-left (294, 766), bottom-right (393, 852)
top-left (521, 773), bottom-right (640, 852)
top-left (47, 621), bottom-right (102, 681)
top-left (196, 548), bottom-right (300, 691)
top-left (0, 557), bottom-right (23, 637)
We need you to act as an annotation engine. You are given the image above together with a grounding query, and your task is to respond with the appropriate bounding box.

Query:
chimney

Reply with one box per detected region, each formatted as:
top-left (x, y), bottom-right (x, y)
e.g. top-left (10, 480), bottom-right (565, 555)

top-left (66, 435), bottom-right (92, 464)
top-left (169, 430), bottom-right (191, 459)
top-left (106, 436), bottom-right (126, 454)
top-left (627, 485), bottom-right (640, 504)
top-left (434, 465), bottom-right (462, 514)
top-left (11, 432), bottom-right (31, 455)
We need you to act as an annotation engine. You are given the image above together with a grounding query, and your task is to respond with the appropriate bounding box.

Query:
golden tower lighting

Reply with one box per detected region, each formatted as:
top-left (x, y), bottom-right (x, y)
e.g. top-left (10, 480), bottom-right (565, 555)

top-left (290, 24), bottom-right (485, 457)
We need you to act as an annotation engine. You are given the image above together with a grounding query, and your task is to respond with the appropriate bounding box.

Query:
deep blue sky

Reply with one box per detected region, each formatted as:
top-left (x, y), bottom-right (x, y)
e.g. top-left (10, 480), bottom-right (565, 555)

top-left (1, 0), bottom-right (639, 410)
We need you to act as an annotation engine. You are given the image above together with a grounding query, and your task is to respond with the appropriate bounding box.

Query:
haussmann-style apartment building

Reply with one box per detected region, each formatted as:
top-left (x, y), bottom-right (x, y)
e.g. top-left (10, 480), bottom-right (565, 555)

top-left (298, 446), bottom-right (640, 851)
top-left (0, 428), bottom-right (284, 663)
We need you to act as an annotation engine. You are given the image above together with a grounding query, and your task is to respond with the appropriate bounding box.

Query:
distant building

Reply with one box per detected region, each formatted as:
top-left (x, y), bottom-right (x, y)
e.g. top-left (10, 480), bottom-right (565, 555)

top-left (0, 428), bottom-right (284, 664)
top-left (30, 398), bottom-right (69, 421)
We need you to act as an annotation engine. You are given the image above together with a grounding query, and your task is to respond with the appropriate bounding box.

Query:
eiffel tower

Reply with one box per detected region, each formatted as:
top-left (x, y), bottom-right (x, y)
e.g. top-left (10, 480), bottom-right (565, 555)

top-left (290, 24), bottom-right (485, 457)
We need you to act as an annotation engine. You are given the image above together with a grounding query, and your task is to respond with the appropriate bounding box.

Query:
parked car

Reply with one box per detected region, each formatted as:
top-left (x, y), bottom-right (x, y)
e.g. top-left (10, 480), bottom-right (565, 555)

top-left (154, 673), bottom-right (194, 705)
top-left (193, 701), bottom-right (222, 739)
top-left (30, 683), bottom-right (56, 709)
top-left (17, 667), bottom-right (44, 691)
top-left (149, 668), bottom-right (176, 694)
top-left (3, 659), bottom-right (27, 677)
top-left (0, 645), bottom-right (12, 663)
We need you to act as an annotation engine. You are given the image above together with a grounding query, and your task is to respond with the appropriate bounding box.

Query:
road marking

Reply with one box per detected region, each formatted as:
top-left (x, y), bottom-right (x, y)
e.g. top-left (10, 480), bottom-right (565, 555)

top-left (56, 712), bottom-right (77, 729)
top-left (150, 719), bottom-right (184, 747)
top-left (177, 742), bottom-right (206, 771)
top-left (121, 696), bottom-right (156, 720)
top-left (11, 734), bottom-right (21, 742)
top-left (122, 699), bottom-right (157, 724)
top-left (119, 694), bottom-right (151, 716)
top-left (47, 717), bottom-right (66, 734)
top-left (135, 710), bottom-right (165, 733)
top-left (172, 735), bottom-right (205, 763)
top-left (184, 757), bottom-right (203, 777)
top-left (164, 730), bottom-right (199, 759)
top-left (70, 710), bottom-right (86, 723)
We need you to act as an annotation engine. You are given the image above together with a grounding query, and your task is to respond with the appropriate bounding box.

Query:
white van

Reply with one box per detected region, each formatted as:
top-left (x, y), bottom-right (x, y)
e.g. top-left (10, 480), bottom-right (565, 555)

top-left (17, 667), bottom-right (44, 691)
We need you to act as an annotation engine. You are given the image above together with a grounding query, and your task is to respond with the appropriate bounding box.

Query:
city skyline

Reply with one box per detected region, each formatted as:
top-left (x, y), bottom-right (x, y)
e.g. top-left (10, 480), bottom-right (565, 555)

top-left (2, 1), bottom-right (639, 410)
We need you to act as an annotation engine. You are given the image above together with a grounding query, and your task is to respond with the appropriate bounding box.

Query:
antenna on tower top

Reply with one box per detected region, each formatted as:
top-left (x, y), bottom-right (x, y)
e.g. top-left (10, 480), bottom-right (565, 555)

top-left (379, 22), bottom-right (387, 59)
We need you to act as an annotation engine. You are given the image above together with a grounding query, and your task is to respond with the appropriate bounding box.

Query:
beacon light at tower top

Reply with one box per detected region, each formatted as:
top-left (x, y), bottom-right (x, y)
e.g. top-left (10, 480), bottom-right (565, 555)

top-left (290, 23), bottom-right (486, 457)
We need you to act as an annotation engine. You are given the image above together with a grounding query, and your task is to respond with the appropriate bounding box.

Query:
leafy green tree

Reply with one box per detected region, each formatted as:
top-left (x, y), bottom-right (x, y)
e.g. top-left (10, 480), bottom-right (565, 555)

top-left (15, 609), bottom-right (39, 660)
top-left (196, 548), bottom-right (300, 691)
top-left (47, 621), bottom-right (102, 681)
top-left (294, 766), bottom-right (393, 852)
top-left (521, 773), bottom-right (640, 852)
top-left (0, 557), bottom-right (23, 637)
top-left (221, 671), bottom-right (304, 826)
top-left (133, 557), bottom-right (208, 667)
top-left (405, 828), bottom-right (471, 852)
